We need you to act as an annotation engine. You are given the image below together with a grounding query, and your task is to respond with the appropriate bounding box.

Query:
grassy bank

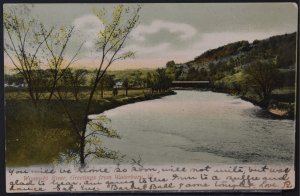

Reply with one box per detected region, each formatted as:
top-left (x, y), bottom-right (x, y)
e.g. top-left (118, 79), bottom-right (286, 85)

top-left (5, 89), bottom-right (175, 166)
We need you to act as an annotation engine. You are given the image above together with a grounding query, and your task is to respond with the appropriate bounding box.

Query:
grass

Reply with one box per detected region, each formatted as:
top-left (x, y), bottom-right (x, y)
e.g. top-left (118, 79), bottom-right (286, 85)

top-left (5, 88), bottom-right (174, 166)
top-left (5, 88), bottom-right (152, 100)
top-left (272, 87), bottom-right (295, 95)
top-left (5, 100), bottom-right (77, 166)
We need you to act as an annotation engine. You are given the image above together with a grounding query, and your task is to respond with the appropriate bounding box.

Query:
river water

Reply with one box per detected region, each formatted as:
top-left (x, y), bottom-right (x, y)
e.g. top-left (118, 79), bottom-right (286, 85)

top-left (91, 90), bottom-right (295, 165)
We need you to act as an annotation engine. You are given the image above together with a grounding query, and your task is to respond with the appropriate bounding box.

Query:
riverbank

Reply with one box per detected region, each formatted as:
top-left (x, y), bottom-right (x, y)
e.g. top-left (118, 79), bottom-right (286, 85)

top-left (89, 90), bottom-right (176, 115)
top-left (5, 90), bottom-right (176, 166)
top-left (211, 89), bottom-right (295, 120)
top-left (239, 95), bottom-right (293, 119)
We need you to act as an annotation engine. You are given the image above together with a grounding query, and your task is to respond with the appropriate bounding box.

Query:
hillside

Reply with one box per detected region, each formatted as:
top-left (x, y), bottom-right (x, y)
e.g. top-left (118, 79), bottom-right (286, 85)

top-left (187, 40), bottom-right (251, 68)
top-left (187, 32), bottom-right (296, 70)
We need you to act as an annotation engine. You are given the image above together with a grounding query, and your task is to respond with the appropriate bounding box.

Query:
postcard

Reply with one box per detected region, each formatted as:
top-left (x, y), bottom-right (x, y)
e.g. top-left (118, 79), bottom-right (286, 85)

top-left (3, 2), bottom-right (297, 193)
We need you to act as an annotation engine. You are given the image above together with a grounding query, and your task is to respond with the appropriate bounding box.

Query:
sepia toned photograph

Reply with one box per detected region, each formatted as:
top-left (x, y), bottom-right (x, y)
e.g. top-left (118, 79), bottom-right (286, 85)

top-left (3, 2), bottom-right (297, 193)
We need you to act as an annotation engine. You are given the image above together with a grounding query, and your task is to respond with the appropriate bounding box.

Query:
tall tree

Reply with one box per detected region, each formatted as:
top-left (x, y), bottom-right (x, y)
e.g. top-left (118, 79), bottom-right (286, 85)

top-left (243, 58), bottom-right (280, 101)
top-left (122, 77), bottom-right (130, 96)
top-left (4, 6), bottom-right (53, 105)
top-left (56, 5), bottom-right (141, 167)
top-left (154, 68), bottom-right (172, 92)
top-left (98, 74), bottom-right (115, 98)
top-left (130, 70), bottom-right (143, 88)
top-left (62, 68), bottom-right (88, 100)
top-left (146, 72), bottom-right (156, 94)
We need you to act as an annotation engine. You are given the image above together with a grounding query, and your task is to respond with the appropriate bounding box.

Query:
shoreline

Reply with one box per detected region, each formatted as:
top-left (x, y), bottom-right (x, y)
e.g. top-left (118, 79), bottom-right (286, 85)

top-left (211, 89), bottom-right (294, 120)
top-left (171, 87), bottom-right (294, 120)
top-left (90, 90), bottom-right (177, 115)
top-left (239, 95), bottom-right (294, 120)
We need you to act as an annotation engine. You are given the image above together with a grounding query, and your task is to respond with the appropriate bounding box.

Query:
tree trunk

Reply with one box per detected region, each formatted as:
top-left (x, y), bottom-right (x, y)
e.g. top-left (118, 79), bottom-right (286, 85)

top-left (48, 83), bottom-right (56, 102)
top-left (79, 135), bottom-right (85, 168)
top-left (48, 73), bottom-right (58, 102)
top-left (100, 83), bottom-right (104, 98)
top-left (80, 71), bottom-right (102, 167)
top-left (74, 90), bottom-right (78, 101)
top-left (29, 91), bottom-right (37, 106)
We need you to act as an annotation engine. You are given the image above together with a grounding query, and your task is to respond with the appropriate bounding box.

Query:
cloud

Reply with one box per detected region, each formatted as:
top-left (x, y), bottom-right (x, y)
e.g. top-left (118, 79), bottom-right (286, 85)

top-left (72, 14), bottom-right (104, 49)
top-left (131, 20), bottom-right (197, 42)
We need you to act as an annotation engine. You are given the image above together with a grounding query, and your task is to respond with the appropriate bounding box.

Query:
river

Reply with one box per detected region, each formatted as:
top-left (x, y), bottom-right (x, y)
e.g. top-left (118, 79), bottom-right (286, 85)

top-left (91, 90), bottom-right (295, 165)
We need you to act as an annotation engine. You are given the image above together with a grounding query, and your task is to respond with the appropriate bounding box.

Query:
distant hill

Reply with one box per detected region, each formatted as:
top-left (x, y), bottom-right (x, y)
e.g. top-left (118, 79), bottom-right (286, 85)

top-left (192, 32), bottom-right (296, 69)
top-left (187, 40), bottom-right (251, 68)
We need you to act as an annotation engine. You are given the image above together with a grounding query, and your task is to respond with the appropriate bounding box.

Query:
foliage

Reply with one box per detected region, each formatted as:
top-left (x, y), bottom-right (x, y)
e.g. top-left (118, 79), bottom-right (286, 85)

top-left (166, 60), bottom-right (176, 68)
top-left (243, 59), bottom-right (280, 101)
top-left (213, 72), bottom-right (247, 95)
top-left (190, 41), bottom-right (250, 65)
top-left (93, 73), bottom-right (116, 98)
top-left (122, 77), bottom-right (130, 96)
top-left (5, 72), bottom-right (25, 85)
top-left (62, 68), bottom-right (88, 100)
top-left (84, 115), bottom-right (121, 161)
top-left (129, 70), bottom-right (145, 88)
top-left (186, 67), bottom-right (208, 81)
top-left (147, 68), bottom-right (172, 93)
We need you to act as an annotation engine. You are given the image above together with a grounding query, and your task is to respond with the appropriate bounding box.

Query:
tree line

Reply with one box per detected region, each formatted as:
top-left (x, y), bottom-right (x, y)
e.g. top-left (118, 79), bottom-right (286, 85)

top-left (5, 67), bottom-right (173, 97)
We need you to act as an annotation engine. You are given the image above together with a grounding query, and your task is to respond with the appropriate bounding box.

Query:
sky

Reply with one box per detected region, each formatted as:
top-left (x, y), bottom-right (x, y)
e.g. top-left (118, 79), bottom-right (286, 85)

top-left (4, 3), bottom-right (298, 70)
